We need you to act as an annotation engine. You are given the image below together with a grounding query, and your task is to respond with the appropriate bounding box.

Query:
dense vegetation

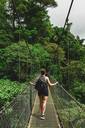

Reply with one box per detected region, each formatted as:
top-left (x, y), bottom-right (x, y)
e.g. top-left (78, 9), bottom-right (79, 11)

top-left (0, 79), bottom-right (25, 108)
top-left (0, 0), bottom-right (85, 110)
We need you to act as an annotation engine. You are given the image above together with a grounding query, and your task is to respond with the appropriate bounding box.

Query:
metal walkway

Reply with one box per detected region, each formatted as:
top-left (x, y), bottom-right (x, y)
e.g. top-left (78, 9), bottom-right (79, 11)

top-left (28, 90), bottom-right (60, 128)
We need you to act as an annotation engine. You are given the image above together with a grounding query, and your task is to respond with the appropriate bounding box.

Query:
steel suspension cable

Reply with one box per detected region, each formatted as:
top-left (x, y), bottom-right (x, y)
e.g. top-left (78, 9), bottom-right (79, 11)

top-left (10, 0), bottom-right (38, 115)
top-left (56, 0), bottom-right (75, 42)
top-left (55, 1), bottom-right (75, 127)
top-left (56, 0), bottom-right (75, 85)
top-left (63, 0), bottom-right (75, 29)
top-left (56, 0), bottom-right (75, 87)
top-left (63, 0), bottom-right (75, 127)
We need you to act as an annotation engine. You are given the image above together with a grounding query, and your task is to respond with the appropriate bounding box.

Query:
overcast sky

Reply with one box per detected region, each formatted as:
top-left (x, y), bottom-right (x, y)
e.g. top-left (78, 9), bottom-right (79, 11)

top-left (48, 0), bottom-right (85, 39)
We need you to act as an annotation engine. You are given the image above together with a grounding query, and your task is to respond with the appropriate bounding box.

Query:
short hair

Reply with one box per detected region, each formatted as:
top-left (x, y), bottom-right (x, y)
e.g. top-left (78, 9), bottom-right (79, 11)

top-left (41, 69), bottom-right (46, 75)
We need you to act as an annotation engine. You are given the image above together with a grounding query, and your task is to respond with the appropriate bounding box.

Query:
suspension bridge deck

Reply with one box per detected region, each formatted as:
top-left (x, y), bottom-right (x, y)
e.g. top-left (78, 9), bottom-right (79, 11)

top-left (27, 90), bottom-right (60, 128)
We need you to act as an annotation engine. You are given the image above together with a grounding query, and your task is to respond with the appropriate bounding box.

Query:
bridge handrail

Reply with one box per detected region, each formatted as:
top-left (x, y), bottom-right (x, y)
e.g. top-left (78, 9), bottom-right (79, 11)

top-left (0, 73), bottom-right (38, 113)
top-left (0, 81), bottom-right (36, 128)
top-left (51, 82), bottom-right (85, 128)
top-left (57, 83), bottom-right (85, 111)
top-left (0, 83), bottom-right (29, 113)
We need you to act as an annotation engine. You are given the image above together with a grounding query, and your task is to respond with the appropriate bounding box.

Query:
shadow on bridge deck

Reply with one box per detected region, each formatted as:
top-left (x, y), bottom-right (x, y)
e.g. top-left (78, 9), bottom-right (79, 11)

top-left (27, 90), bottom-right (61, 128)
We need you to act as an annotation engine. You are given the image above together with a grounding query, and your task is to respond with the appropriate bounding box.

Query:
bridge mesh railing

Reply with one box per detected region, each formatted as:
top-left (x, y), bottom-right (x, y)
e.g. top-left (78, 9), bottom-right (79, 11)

top-left (51, 84), bottom-right (85, 128)
top-left (0, 84), bottom-right (36, 128)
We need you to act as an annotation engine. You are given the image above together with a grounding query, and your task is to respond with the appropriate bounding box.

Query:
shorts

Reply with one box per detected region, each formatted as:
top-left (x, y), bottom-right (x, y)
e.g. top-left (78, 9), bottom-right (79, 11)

top-left (38, 87), bottom-right (48, 96)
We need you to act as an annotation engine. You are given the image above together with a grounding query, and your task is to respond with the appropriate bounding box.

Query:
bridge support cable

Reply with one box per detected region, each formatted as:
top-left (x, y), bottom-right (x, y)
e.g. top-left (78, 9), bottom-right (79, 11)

top-left (55, 0), bottom-right (75, 45)
top-left (56, 1), bottom-right (75, 127)
top-left (55, 0), bottom-right (75, 84)
top-left (51, 83), bottom-right (85, 128)
top-left (63, 0), bottom-right (75, 29)
top-left (10, 0), bottom-right (37, 108)
top-left (0, 85), bottom-right (36, 128)
top-left (0, 1), bottom-right (37, 128)
top-left (65, 0), bottom-right (75, 126)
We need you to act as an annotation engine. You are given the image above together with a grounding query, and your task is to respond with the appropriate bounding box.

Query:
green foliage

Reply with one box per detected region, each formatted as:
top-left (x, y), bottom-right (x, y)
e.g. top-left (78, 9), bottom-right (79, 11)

top-left (0, 0), bottom-right (85, 108)
top-left (0, 0), bottom-right (57, 43)
top-left (44, 42), bottom-right (65, 64)
top-left (0, 0), bottom-right (13, 47)
top-left (71, 81), bottom-right (85, 103)
top-left (51, 26), bottom-right (85, 103)
top-left (0, 41), bottom-right (51, 80)
top-left (31, 43), bottom-right (51, 69)
top-left (52, 26), bottom-right (85, 60)
top-left (62, 60), bottom-right (85, 86)
top-left (35, 0), bottom-right (57, 7)
top-left (0, 79), bottom-right (25, 107)
top-left (1, 41), bottom-right (32, 80)
top-left (0, 40), bottom-right (64, 82)
top-left (49, 64), bottom-right (62, 81)
top-left (51, 85), bottom-right (85, 128)
top-left (59, 105), bottom-right (85, 128)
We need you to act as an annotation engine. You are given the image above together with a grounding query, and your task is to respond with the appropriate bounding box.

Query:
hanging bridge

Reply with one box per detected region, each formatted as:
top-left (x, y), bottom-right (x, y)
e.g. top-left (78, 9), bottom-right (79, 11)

top-left (0, 82), bottom-right (85, 128)
top-left (0, 0), bottom-right (85, 127)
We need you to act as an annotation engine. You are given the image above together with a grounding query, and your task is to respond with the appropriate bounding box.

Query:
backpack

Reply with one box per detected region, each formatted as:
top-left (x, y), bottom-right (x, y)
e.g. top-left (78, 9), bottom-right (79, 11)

top-left (35, 78), bottom-right (47, 92)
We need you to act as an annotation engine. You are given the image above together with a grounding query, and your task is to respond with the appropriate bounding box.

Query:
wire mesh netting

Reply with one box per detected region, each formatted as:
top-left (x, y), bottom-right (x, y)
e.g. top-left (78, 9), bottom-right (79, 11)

top-left (51, 84), bottom-right (85, 128)
top-left (0, 85), bottom-right (36, 128)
